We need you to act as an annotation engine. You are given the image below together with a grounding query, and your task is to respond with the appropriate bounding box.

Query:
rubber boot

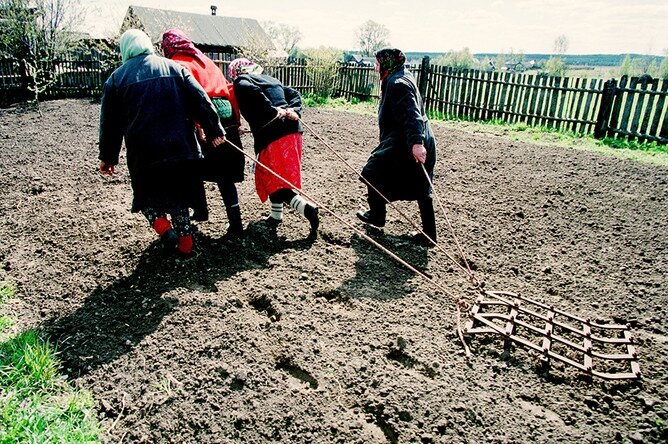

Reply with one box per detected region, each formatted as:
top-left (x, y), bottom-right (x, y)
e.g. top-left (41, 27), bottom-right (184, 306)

top-left (304, 203), bottom-right (319, 236)
top-left (416, 197), bottom-right (437, 247)
top-left (225, 205), bottom-right (244, 238)
top-left (177, 234), bottom-right (193, 256)
top-left (153, 217), bottom-right (178, 249)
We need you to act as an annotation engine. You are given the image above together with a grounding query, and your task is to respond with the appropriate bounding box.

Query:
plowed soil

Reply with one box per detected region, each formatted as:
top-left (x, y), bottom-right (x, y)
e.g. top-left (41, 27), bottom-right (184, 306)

top-left (1, 99), bottom-right (667, 443)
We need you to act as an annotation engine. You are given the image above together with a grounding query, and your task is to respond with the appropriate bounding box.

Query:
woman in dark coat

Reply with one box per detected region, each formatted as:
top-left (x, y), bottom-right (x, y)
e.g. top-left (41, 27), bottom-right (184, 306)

top-left (98, 29), bottom-right (225, 256)
top-left (357, 48), bottom-right (437, 246)
top-left (162, 28), bottom-right (245, 237)
top-left (228, 57), bottom-right (319, 237)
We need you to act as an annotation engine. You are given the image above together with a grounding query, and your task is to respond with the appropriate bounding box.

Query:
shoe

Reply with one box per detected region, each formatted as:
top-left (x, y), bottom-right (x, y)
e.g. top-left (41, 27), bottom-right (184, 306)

top-left (177, 234), bottom-right (194, 256)
top-left (409, 231), bottom-right (436, 248)
top-left (191, 209), bottom-right (209, 222)
top-left (161, 228), bottom-right (179, 250)
top-left (304, 204), bottom-right (319, 235)
top-left (225, 222), bottom-right (244, 237)
top-left (264, 216), bottom-right (282, 228)
top-left (356, 210), bottom-right (385, 228)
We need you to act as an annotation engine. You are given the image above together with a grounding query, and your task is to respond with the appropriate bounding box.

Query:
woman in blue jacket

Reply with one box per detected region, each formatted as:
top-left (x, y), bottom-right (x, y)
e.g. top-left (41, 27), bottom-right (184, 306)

top-left (98, 29), bottom-right (225, 256)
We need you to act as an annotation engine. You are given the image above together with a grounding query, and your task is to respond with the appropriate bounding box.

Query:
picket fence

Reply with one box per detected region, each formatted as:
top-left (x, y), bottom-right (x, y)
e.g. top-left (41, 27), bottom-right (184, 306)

top-left (1, 53), bottom-right (666, 144)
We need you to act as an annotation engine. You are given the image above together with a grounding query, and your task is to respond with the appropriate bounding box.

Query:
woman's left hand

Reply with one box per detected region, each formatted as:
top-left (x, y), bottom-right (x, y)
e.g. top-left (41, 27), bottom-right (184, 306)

top-left (412, 144), bottom-right (427, 164)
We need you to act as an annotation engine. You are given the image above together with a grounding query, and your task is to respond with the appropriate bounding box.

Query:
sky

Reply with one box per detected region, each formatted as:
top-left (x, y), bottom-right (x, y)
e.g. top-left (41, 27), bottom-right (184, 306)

top-left (83, 0), bottom-right (668, 55)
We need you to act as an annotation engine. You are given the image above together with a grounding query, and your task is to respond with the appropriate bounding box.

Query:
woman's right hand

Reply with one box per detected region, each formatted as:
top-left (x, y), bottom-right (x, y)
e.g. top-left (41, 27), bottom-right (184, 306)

top-left (411, 144), bottom-right (427, 164)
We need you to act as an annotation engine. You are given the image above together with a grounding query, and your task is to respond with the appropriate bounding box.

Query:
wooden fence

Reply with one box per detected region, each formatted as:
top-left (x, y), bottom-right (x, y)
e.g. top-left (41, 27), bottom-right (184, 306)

top-left (1, 52), bottom-right (667, 144)
top-left (335, 57), bottom-right (668, 144)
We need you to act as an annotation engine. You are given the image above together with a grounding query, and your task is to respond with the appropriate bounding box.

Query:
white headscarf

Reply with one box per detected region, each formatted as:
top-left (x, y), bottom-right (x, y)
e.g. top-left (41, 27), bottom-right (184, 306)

top-left (119, 29), bottom-right (154, 63)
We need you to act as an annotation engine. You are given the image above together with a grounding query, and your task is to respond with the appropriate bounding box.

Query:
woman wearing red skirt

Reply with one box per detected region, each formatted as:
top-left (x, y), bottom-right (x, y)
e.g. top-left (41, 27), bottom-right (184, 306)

top-left (228, 58), bottom-right (319, 237)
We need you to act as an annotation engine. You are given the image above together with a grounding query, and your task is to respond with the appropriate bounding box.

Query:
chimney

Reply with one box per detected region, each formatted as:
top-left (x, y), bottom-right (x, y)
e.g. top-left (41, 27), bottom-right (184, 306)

top-left (211, 5), bottom-right (217, 15)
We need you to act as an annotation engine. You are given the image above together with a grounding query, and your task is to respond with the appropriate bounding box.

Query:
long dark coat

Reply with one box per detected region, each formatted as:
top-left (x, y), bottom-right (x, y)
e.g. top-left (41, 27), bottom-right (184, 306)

top-left (361, 68), bottom-right (436, 201)
top-left (98, 54), bottom-right (224, 213)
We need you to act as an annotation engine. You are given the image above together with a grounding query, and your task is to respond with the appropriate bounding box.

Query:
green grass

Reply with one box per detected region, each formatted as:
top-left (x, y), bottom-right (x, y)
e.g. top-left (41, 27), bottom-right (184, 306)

top-left (0, 281), bottom-right (15, 305)
top-left (302, 93), bottom-right (377, 116)
top-left (306, 98), bottom-right (668, 166)
top-left (0, 281), bottom-right (100, 443)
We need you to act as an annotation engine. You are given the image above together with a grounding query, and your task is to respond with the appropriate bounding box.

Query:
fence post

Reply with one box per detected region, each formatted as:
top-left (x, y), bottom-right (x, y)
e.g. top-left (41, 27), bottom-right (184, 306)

top-left (418, 56), bottom-right (430, 99)
top-left (594, 78), bottom-right (617, 139)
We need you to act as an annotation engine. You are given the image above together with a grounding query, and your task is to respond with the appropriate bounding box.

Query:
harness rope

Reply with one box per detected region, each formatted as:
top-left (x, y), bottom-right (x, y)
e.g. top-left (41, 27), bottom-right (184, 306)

top-left (223, 137), bottom-right (471, 355)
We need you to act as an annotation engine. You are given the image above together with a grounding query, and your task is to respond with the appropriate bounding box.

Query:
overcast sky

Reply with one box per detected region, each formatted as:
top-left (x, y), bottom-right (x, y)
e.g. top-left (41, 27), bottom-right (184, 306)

top-left (84, 0), bottom-right (668, 55)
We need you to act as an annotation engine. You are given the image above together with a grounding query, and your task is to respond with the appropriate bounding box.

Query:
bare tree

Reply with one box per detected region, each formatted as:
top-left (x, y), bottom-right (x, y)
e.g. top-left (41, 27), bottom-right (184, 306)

top-left (553, 34), bottom-right (569, 55)
top-left (262, 21), bottom-right (302, 57)
top-left (354, 20), bottom-right (389, 56)
top-left (0, 0), bottom-right (83, 107)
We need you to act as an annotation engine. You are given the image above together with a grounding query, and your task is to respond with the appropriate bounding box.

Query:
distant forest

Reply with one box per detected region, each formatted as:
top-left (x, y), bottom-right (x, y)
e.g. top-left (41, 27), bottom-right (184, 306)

top-left (405, 52), bottom-right (666, 67)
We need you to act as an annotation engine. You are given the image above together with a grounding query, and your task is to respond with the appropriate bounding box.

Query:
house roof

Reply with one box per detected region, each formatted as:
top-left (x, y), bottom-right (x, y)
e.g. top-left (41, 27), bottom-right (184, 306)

top-left (123, 5), bottom-right (274, 50)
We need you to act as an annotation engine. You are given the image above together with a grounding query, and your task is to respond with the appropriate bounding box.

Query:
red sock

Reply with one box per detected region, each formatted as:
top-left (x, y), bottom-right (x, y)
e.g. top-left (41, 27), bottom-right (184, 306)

top-left (177, 235), bottom-right (193, 255)
top-left (153, 217), bottom-right (172, 236)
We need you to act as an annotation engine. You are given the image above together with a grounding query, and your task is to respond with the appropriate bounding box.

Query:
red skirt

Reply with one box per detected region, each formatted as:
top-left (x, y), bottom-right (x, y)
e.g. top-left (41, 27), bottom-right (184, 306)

top-left (255, 133), bottom-right (303, 202)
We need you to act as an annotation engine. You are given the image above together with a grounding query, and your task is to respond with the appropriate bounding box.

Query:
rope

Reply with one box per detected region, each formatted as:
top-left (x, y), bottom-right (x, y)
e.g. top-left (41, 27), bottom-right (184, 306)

top-left (223, 137), bottom-right (471, 356)
top-left (420, 164), bottom-right (479, 287)
top-left (301, 120), bottom-right (474, 281)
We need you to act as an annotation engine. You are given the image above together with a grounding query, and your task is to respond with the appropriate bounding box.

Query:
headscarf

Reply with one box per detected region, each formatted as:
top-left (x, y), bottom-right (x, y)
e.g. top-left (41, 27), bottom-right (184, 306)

top-left (119, 29), bottom-right (154, 63)
top-left (374, 48), bottom-right (406, 81)
top-left (227, 57), bottom-right (264, 81)
top-left (161, 28), bottom-right (207, 65)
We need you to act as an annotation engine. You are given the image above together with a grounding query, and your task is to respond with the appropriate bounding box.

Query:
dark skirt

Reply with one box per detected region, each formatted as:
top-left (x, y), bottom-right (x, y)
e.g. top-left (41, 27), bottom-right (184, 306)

top-left (130, 159), bottom-right (202, 214)
top-left (200, 118), bottom-right (245, 184)
top-left (361, 124), bottom-right (436, 202)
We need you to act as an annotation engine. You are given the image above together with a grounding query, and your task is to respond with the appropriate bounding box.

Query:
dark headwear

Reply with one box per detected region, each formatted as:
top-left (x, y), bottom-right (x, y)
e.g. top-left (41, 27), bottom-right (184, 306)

top-left (374, 48), bottom-right (406, 80)
top-left (161, 28), bottom-right (207, 65)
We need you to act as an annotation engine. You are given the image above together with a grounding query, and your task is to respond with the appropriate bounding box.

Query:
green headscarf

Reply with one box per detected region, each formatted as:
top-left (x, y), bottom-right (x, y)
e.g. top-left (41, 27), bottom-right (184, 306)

top-left (119, 29), bottom-right (154, 63)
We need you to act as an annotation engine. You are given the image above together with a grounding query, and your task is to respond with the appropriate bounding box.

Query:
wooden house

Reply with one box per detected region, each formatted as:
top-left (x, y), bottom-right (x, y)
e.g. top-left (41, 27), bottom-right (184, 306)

top-left (120, 5), bottom-right (275, 54)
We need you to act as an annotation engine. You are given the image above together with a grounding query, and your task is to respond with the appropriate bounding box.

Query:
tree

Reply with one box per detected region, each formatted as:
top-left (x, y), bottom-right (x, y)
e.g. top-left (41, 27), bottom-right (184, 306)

top-left (553, 34), bottom-right (569, 55)
top-left (543, 56), bottom-right (566, 77)
top-left (619, 55), bottom-right (637, 77)
top-left (262, 21), bottom-right (302, 57)
top-left (657, 49), bottom-right (668, 80)
top-left (544, 34), bottom-right (569, 77)
top-left (433, 48), bottom-right (477, 70)
top-left (0, 0), bottom-right (83, 107)
top-left (354, 20), bottom-right (389, 56)
top-left (301, 46), bottom-right (343, 98)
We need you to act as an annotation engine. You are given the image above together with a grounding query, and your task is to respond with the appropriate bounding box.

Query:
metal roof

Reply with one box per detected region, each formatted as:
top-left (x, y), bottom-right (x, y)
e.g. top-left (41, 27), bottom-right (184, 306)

top-left (124, 5), bottom-right (274, 50)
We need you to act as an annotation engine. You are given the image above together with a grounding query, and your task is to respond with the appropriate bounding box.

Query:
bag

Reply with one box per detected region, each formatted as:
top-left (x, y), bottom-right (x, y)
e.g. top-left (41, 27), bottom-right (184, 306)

top-left (211, 97), bottom-right (233, 120)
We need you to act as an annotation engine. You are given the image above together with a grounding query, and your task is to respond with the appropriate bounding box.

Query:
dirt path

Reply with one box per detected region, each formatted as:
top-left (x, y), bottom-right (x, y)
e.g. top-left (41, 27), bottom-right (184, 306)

top-left (0, 99), bottom-right (666, 443)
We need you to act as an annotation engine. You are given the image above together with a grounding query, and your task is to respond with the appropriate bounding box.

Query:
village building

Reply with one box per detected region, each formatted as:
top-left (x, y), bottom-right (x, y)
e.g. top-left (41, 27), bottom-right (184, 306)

top-left (120, 5), bottom-right (276, 56)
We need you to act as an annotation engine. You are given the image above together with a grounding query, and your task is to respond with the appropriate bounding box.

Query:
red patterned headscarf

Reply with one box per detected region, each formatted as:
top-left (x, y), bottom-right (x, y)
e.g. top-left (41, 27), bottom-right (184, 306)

top-left (228, 57), bottom-right (264, 81)
top-left (161, 28), bottom-right (207, 65)
top-left (374, 48), bottom-right (406, 80)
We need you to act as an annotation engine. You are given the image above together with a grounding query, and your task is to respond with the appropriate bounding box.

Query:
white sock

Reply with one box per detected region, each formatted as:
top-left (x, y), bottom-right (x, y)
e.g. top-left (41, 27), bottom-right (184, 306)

top-left (289, 195), bottom-right (308, 216)
top-left (270, 202), bottom-right (283, 220)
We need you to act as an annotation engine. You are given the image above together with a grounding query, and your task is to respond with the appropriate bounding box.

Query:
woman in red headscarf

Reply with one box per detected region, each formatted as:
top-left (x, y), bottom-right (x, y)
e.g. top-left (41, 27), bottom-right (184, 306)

top-left (162, 28), bottom-right (245, 238)
top-left (357, 48), bottom-right (438, 247)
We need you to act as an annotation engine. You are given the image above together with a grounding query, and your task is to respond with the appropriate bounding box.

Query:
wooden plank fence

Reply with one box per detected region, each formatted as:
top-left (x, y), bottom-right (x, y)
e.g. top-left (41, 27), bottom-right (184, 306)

top-left (2, 52), bottom-right (667, 144)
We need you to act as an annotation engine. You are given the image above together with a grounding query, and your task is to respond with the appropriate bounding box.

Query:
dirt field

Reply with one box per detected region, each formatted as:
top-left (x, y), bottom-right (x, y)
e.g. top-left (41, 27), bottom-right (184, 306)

top-left (0, 99), bottom-right (667, 443)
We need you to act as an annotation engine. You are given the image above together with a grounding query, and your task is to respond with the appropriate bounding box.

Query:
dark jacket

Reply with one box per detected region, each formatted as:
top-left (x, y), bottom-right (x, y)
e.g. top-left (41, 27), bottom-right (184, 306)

top-left (99, 54), bottom-right (225, 211)
top-left (361, 68), bottom-right (436, 201)
top-left (233, 73), bottom-right (302, 154)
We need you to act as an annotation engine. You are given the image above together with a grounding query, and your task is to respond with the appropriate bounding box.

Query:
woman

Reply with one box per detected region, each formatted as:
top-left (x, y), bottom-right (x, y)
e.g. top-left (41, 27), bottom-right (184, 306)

top-left (228, 57), bottom-right (319, 237)
top-left (98, 29), bottom-right (225, 256)
top-left (357, 48), bottom-right (437, 246)
top-left (162, 28), bottom-right (245, 238)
